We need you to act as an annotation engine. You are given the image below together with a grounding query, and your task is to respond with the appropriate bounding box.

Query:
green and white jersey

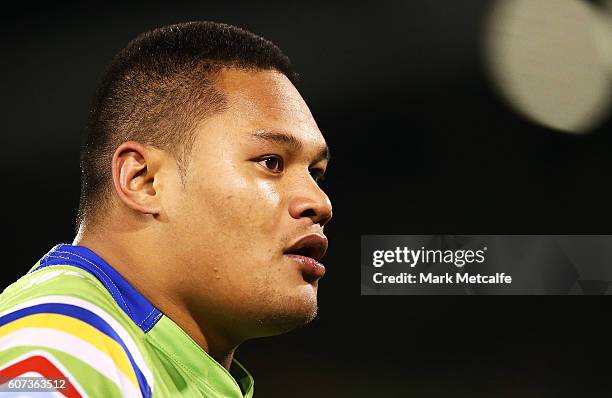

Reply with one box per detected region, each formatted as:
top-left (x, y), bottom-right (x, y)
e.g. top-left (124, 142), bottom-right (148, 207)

top-left (0, 244), bottom-right (254, 397)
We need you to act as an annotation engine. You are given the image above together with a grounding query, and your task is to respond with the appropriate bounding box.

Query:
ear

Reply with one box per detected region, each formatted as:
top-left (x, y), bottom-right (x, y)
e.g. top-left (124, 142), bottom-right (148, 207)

top-left (111, 141), bottom-right (162, 215)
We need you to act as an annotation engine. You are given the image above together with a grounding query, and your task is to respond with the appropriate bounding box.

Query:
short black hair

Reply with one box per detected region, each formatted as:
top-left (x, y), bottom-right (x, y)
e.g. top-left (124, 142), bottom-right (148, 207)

top-left (77, 21), bottom-right (298, 227)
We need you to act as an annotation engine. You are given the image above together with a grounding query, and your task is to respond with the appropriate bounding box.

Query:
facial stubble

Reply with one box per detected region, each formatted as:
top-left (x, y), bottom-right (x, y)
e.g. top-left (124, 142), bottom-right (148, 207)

top-left (250, 268), bottom-right (319, 336)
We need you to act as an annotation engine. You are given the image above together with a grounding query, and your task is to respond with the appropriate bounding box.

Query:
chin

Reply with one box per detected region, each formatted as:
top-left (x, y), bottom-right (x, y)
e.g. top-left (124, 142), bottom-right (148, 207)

top-left (252, 288), bottom-right (319, 337)
top-left (245, 268), bottom-right (321, 336)
top-left (258, 307), bottom-right (318, 337)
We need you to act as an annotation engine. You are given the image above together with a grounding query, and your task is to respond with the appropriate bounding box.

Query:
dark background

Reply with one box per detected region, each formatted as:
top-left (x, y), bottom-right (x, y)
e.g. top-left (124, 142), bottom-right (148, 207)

top-left (3, 1), bottom-right (612, 396)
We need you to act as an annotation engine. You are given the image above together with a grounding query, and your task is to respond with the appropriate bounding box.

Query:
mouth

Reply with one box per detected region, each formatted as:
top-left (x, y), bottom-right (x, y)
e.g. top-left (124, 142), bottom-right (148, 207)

top-left (283, 234), bottom-right (328, 262)
top-left (283, 234), bottom-right (328, 282)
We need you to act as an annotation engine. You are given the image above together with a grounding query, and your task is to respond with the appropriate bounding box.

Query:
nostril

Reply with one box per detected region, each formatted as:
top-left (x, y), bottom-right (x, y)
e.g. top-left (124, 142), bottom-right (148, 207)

top-left (299, 209), bottom-right (317, 218)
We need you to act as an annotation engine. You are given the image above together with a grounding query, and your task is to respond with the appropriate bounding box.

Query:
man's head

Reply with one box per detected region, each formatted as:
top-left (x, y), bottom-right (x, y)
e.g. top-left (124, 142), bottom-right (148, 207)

top-left (77, 21), bottom-right (332, 341)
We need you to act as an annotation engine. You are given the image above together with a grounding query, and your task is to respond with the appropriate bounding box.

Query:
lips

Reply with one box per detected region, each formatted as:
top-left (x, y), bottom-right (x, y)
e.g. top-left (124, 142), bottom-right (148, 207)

top-left (283, 234), bottom-right (328, 262)
top-left (283, 234), bottom-right (328, 282)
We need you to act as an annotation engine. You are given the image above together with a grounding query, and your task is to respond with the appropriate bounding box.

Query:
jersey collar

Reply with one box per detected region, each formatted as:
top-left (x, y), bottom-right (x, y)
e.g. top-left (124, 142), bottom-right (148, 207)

top-left (34, 243), bottom-right (163, 332)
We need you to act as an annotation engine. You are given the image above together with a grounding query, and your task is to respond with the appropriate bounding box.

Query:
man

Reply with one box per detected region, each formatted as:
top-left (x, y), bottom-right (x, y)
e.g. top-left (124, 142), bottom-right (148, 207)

top-left (0, 21), bottom-right (332, 397)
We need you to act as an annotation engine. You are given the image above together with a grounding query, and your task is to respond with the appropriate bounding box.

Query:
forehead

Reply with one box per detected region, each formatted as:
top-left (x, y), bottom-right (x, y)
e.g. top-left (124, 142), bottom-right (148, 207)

top-left (215, 68), bottom-right (325, 146)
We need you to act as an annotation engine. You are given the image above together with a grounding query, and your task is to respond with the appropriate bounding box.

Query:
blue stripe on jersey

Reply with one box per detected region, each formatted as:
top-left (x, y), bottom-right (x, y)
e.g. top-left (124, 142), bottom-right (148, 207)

top-left (0, 302), bottom-right (151, 398)
top-left (34, 244), bottom-right (162, 333)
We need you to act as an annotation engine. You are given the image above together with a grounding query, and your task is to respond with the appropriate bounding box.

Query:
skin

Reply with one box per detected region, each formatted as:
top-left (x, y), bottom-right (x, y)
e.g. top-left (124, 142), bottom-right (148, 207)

top-left (74, 68), bottom-right (332, 370)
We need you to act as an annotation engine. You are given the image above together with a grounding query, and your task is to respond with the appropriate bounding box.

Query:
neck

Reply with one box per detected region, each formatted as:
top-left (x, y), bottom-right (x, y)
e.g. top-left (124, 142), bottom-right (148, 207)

top-left (73, 224), bottom-right (239, 370)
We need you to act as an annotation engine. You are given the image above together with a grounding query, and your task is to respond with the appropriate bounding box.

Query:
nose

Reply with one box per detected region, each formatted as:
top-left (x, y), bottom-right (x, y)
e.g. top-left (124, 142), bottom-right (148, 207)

top-left (288, 182), bottom-right (333, 227)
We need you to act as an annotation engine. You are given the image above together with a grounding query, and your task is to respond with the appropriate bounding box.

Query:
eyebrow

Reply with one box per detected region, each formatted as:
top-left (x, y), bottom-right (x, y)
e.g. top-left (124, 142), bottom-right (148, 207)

top-left (248, 129), bottom-right (330, 163)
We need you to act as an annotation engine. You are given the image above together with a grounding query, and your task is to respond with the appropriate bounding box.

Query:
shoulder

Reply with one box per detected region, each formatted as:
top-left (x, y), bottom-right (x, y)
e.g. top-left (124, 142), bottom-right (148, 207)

top-left (0, 266), bottom-right (154, 397)
top-left (0, 265), bottom-right (129, 331)
top-left (2, 264), bottom-right (110, 307)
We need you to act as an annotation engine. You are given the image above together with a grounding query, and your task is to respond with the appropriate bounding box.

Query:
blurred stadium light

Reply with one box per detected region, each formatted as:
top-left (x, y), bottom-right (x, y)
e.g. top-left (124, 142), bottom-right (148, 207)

top-left (483, 0), bottom-right (612, 134)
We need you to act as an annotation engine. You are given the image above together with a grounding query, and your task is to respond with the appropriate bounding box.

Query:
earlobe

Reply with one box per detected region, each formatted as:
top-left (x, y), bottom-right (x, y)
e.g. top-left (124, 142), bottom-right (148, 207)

top-left (112, 141), bottom-right (162, 215)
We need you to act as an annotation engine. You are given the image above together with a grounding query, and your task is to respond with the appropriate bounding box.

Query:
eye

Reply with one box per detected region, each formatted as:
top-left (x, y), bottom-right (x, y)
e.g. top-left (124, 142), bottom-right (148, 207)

top-left (310, 168), bottom-right (326, 185)
top-left (258, 155), bottom-right (284, 173)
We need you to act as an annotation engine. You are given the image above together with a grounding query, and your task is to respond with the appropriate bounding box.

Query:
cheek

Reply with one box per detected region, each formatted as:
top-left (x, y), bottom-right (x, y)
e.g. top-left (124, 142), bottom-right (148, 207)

top-left (220, 181), bottom-right (282, 236)
top-left (177, 176), bottom-right (285, 291)
top-left (247, 181), bottom-right (282, 226)
top-left (180, 169), bottom-right (284, 249)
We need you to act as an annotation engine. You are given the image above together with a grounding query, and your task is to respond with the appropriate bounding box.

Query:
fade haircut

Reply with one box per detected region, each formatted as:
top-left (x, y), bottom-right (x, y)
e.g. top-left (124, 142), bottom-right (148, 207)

top-left (77, 21), bottom-right (298, 227)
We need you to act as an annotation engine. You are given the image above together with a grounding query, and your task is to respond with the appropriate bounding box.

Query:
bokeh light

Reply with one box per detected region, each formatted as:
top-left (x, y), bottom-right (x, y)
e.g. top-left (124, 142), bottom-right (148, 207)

top-left (483, 0), bottom-right (612, 134)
